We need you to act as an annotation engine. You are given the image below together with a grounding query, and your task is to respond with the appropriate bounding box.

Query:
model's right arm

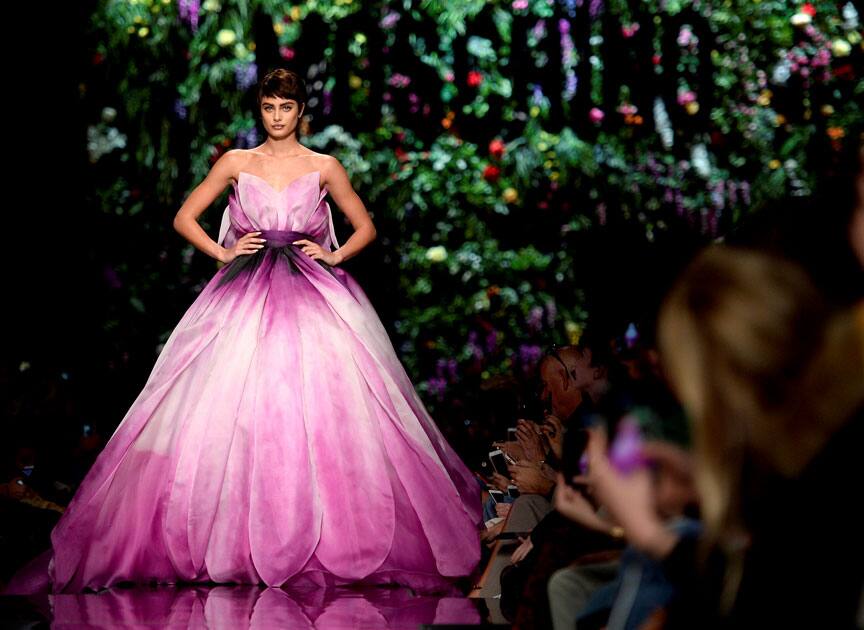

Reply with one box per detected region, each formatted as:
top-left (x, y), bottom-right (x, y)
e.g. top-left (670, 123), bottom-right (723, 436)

top-left (173, 150), bottom-right (262, 263)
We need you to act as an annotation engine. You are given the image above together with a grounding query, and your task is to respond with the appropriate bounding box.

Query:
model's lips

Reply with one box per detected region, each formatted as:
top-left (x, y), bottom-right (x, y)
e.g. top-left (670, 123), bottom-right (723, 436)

top-left (272, 124), bottom-right (285, 129)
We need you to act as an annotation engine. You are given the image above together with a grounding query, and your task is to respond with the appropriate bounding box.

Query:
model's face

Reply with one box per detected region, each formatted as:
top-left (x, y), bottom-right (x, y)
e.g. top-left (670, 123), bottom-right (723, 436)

top-left (260, 96), bottom-right (304, 138)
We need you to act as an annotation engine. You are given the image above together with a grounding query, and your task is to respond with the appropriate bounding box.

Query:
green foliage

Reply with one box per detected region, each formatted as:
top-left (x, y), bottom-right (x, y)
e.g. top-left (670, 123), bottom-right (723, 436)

top-left (86, 0), bottom-right (863, 411)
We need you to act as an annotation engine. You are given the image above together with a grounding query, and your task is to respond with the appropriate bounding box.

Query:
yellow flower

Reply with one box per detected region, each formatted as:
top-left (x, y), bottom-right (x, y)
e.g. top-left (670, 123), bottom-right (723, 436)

top-left (127, 25), bottom-right (136, 34)
top-left (565, 321), bottom-right (582, 345)
top-left (138, 26), bottom-right (149, 37)
top-left (291, 6), bottom-right (301, 20)
top-left (756, 90), bottom-right (772, 106)
top-left (821, 104), bottom-right (834, 116)
top-left (273, 22), bottom-right (284, 36)
top-left (202, 0), bottom-right (221, 10)
top-left (502, 187), bottom-right (519, 203)
top-left (775, 114), bottom-right (786, 126)
top-left (550, 172), bottom-right (559, 181)
top-left (769, 159), bottom-right (781, 170)
top-left (425, 245), bottom-right (448, 262)
top-left (530, 105), bottom-right (540, 118)
top-left (848, 32), bottom-right (861, 45)
top-left (349, 75), bottom-right (362, 89)
top-left (216, 29), bottom-right (237, 46)
top-left (685, 101), bottom-right (700, 115)
top-left (832, 39), bottom-right (852, 57)
top-left (827, 127), bottom-right (845, 140)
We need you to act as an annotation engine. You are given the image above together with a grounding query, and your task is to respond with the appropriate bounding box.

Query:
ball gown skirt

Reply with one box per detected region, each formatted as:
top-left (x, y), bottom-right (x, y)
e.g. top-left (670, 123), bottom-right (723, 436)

top-left (19, 170), bottom-right (482, 594)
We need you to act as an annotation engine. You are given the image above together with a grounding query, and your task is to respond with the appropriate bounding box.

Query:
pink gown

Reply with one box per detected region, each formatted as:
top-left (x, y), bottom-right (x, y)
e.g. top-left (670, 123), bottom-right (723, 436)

top-left (35, 170), bottom-right (482, 593)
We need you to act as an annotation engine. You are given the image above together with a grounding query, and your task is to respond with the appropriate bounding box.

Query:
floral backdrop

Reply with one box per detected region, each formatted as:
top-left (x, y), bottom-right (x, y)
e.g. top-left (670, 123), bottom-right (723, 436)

top-left (82, 0), bottom-right (862, 430)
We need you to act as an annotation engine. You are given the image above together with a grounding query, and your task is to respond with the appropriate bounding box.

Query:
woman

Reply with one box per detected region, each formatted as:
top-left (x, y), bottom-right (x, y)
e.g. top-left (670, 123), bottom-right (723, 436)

top-left (9, 68), bottom-right (482, 594)
top-left (579, 245), bottom-right (864, 627)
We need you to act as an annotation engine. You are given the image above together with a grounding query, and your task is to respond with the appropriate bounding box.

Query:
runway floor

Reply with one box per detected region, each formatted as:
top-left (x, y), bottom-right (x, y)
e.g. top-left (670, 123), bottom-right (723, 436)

top-left (0, 583), bottom-right (510, 629)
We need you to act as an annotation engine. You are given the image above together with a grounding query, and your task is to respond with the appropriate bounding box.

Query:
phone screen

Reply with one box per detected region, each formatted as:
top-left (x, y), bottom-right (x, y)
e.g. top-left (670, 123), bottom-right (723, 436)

top-left (489, 450), bottom-right (509, 475)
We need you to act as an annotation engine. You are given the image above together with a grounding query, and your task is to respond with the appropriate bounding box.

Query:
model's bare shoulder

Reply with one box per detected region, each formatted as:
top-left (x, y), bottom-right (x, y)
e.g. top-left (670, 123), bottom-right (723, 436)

top-left (213, 149), bottom-right (252, 183)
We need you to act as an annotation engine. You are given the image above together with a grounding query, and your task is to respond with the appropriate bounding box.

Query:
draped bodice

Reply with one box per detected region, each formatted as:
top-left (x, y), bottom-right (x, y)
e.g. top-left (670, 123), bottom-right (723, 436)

top-left (217, 170), bottom-right (340, 250)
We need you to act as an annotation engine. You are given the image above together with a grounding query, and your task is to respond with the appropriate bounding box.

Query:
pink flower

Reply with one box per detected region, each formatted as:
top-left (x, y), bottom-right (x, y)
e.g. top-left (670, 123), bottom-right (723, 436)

top-left (622, 23), bottom-right (640, 38)
top-left (589, 107), bottom-right (605, 123)
top-left (279, 46), bottom-right (295, 60)
top-left (677, 90), bottom-right (697, 105)
top-left (512, 0), bottom-right (529, 8)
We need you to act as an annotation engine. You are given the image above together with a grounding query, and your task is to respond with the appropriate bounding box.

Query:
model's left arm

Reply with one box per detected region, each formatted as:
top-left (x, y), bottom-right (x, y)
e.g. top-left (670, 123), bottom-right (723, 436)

top-left (292, 156), bottom-right (377, 265)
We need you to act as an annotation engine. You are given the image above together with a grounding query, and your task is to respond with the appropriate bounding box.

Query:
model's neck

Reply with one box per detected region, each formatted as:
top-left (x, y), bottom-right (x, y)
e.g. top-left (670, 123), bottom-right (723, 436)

top-left (260, 136), bottom-right (304, 157)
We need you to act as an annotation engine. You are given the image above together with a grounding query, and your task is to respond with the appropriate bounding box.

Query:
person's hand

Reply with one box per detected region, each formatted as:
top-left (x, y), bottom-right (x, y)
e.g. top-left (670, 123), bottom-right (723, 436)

top-left (508, 460), bottom-right (555, 495)
top-left (553, 472), bottom-right (599, 528)
top-left (539, 414), bottom-right (565, 460)
top-left (480, 519), bottom-right (506, 543)
top-left (292, 238), bottom-right (342, 266)
top-left (490, 472), bottom-right (510, 491)
top-left (515, 419), bottom-right (546, 463)
top-left (495, 502), bottom-right (512, 518)
top-left (3, 478), bottom-right (28, 500)
top-left (492, 440), bottom-right (526, 463)
top-left (510, 535), bottom-right (533, 564)
top-left (219, 231), bottom-right (265, 263)
top-left (576, 427), bottom-right (678, 559)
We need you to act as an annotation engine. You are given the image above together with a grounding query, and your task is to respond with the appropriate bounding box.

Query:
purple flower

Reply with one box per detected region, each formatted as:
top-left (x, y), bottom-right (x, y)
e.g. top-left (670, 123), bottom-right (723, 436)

top-left (589, 0), bottom-right (604, 19)
top-left (173, 98), bottom-right (188, 120)
top-left (531, 84), bottom-right (545, 106)
top-left (178, 0), bottom-right (200, 31)
top-left (545, 299), bottom-right (557, 326)
top-left (234, 62), bottom-right (258, 91)
top-left (388, 73), bottom-right (411, 88)
top-left (236, 127), bottom-right (259, 149)
top-left (426, 376), bottom-right (448, 401)
top-left (531, 19), bottom-right (547, 41)
top-left (518, 344), bottom-right (543, 375)
top-left (379, 11), bottom-right (400, 29)
top-left (527, 306), bottom-right (544, 332)
top-left (485, 330), bottom-right (499, 353)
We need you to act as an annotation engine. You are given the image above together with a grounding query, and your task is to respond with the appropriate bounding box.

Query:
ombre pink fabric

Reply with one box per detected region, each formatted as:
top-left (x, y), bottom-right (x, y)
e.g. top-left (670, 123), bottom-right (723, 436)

top-left (26, 170), bottom-right (482, 593)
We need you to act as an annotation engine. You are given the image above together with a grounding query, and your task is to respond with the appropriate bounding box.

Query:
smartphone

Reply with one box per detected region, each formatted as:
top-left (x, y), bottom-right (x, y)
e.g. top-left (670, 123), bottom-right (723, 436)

top-left (503, 451), bottom-right (518, 465)
top-left (488, 489), bottom-right (505, 504)
top-left (506, 484), bottom-right (520, 499)
top-left (488, 449), bottom-right (509, 476)
top-left (608, 416), bottom-right (646, 474)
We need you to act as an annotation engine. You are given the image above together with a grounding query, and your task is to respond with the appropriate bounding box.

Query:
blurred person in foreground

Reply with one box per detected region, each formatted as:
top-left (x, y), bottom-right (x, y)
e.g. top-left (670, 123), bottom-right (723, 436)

top-left (580, 244), bottom-right (864, 628)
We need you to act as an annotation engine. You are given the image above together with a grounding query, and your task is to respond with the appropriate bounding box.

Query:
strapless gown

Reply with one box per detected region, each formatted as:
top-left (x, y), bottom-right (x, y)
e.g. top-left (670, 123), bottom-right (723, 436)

top-left (21, 170), bottom-right (482, 594)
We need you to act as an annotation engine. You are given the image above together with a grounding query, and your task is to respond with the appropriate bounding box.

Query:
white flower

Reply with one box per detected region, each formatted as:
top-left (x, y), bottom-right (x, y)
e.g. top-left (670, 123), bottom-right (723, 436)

top-left (202, 0), bottom-right (221, 10)
top-left (216, 29), bottom-right (237, 46)
top-left (691, 143), bottom-right (711, 178)
top-left (101, 106), bottom-right (117, 123)
top-left (653, 97), bottom-right (674, 149)
top-left (842, 2), bottom-right (859, 29)
top-left (425, 245), bottom-right (448, 262)
top-left (832, 39), bottom-right (852, 57)
top-left (772, 58), bottom-right (791, 85)
top-left (790, 12), bottom-right (812, 26)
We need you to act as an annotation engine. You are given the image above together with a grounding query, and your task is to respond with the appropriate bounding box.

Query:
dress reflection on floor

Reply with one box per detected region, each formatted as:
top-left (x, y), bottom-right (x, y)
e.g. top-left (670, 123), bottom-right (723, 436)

top-left (0, 583), bottom-right (502, 629)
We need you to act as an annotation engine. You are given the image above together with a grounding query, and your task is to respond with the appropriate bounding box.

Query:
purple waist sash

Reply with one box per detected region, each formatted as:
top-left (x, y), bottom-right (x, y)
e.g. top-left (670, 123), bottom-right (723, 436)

top-left (256, 229), bottom-right (321, 249)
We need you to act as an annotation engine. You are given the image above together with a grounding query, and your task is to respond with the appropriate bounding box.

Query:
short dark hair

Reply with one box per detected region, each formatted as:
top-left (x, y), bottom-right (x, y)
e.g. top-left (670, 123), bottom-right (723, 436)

top-left (257, 68), bottom-right (307, 109)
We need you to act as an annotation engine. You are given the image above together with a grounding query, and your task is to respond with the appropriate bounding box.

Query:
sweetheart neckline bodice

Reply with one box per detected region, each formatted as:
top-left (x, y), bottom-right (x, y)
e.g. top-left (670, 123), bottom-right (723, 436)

top-left (235, 170), bottom-right (327, 196)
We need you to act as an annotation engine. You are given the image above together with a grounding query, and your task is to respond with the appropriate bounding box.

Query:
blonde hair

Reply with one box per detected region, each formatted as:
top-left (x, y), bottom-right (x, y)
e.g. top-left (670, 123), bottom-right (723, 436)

top-left (658, 245), bottom-right (864, 604)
